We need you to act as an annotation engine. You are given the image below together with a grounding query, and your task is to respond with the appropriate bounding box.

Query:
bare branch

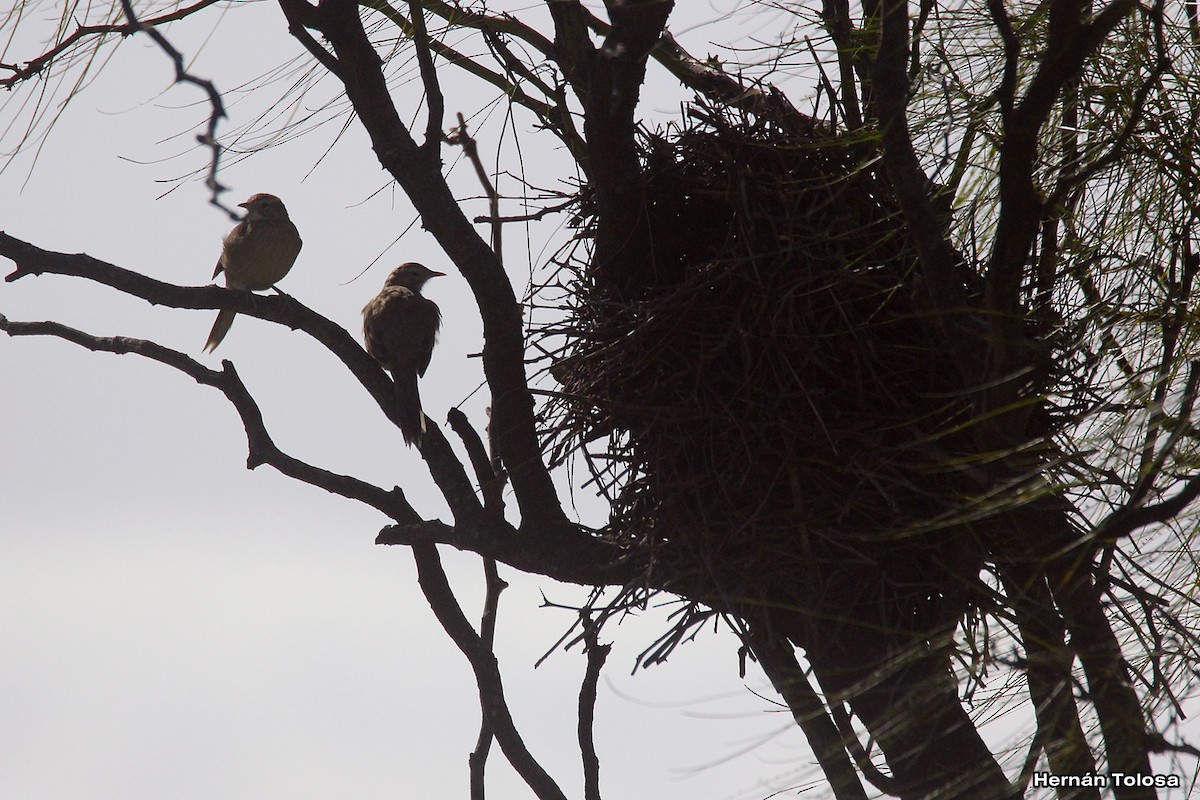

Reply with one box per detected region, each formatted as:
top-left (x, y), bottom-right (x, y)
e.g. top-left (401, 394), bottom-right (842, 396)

top-left (480, 28), bottom-right (590, 170)
top-left (828, 701), bottom-right (900, 795)
top-left (450, 403), bottom-right (511, 800)
top-left (411, 542), bottom-right (569, 800)
top-left (408, 1), bottom-right (445, 155)
top-left (1046, 559), bottom-right (1154, 786)
top-left (472, 196), bottom-right (575, 225)
top-left (1001, 564), bottom-right (1098, 784)
top-left (278, 0), bottom-right (343, 77)
top-left (545, 0), bottom-right (595, 96)
top-left (566, 0), bottom-right (675, 297)
top-left (985, 0), bottom-right (1020, 119)
top-left (375, 517), bottom-right (635, 587)
top-left (357, 0), bottom-right (574, 154)
top-left (1047, 0), bottom-right (1171, 208)
top-left (819, 0), bottom-right (864, 128)
top-left (118, 0), bottom-right (236, 215)
top-left (578, 613), bottom-right (610, 800)
top-left (448, 114), bottom-right (502, 266)
top-left (0, 0), bottom-right (221, 89)
top-left (0, 316), bottom-right (417, 522)
top-left (467, 553), bottom-right (503, 800)
top-left (581, 7), bottom-right (823, 134)
top-left (0, 231), bottom-right (485, 522)
top-left (415, 0), bottom-right (556, 60)
top-left (870, 0), bottom-right (975, 378)
top-left (742, 620), bottom-right (870, 800)
top-left (1094, 472), bottom-right (1200, 542)
top-left (298, 0), bottom-right (569, 530)
top-left (984, 0), bottom-right (1139, 341)
top-left (448, 407), bottom-right (507, 513)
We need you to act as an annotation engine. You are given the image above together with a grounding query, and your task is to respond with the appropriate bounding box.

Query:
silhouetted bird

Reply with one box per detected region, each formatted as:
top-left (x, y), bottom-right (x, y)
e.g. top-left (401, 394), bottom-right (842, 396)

top-left (204, 193), bottom-right (303, 352)
top-left (362, 262), bottom-right (444, 446)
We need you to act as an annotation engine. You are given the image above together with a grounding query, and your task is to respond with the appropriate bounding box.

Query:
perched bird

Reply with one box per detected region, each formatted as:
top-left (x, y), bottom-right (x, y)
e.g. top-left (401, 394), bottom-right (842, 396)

top-left (362, 262), bottom-right (444, 446)
top-left (204, 193), bottom-right (303, 352)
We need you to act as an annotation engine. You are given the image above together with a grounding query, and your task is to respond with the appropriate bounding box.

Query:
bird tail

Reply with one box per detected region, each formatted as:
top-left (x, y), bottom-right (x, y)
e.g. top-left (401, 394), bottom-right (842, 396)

top-left (395, 371), bottom-right (427, 447)
top-left (204, 309), bottom-right (237, 353)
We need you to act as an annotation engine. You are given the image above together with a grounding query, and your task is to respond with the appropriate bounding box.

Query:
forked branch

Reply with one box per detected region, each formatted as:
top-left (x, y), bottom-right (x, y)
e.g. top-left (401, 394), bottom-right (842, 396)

top-left (0, 315), bottom-right (417, 522)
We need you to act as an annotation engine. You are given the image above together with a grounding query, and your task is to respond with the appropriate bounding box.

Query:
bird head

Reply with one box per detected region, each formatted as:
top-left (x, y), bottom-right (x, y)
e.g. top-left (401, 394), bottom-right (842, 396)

top-left (384, 262), bottom-right (445, 291)
top-left (238, 193), bottom-right (290, 221)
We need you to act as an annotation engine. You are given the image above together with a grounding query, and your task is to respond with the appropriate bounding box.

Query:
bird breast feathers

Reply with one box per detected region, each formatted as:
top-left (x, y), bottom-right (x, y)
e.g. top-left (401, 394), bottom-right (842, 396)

top-left (219, 218), bottom-right (303, 290)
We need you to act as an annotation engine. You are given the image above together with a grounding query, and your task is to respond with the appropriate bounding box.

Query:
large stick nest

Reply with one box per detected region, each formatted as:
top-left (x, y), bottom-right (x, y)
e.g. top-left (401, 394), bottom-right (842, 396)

top-left (540, 102), bottom-right (994, 634)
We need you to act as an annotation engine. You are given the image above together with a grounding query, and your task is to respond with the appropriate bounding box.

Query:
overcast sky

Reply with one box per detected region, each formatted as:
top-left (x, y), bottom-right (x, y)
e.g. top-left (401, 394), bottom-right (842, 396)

top-left (3, 3), bottom-right (1197, 799)
top-left (0, 4), bottom-right (844, 799)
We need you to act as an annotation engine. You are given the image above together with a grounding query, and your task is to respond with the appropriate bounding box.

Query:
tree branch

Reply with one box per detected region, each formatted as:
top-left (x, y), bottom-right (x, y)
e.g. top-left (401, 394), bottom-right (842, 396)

top-left (0, 231), bottom-right (484, 523)
top-left (2, 238), bottom-right (634, 591)
top-left (0, 315), bottom-right (418, 523)
top-left (119, 0), bottom-right (236, 215)
top-left (278, 0), bottom-right (344, 77)
top-left (742, 619), bottom-right (870, 800)
top-left (414, 0), bottom-right (556, 61)
top-left (479, 28), bottom-right (591, 171)
top-left (1094, 471), bottom-right (1200, 542)
top-left (819, 0), bottom-right (863, 128)
top-left (581, 7), bottom-right (823, 135)
top-left (467, 546), bottom-right (507, 800)
top-left (0, 0), bottom-right (222, 89)
top-left (1001, 563), bottom-right (1098, 789)
top-left (448, 114), bottom-right (502, 267)
top-left (375, 515), bottom-right (636, 587)
top-left (827, 701), bottom-right (899, 795)
top-left (287, 0), bottom-right (568, 530)
top-left (358, 0), bottom-right (563, 131)
top-left (575, 0), bottom-right (674, 296)
top-left (411, 541), bottom-right (569, 800)
top-left (448, 407), bottom-right (507, 513)
top-left (984, 0), bottom-right (1139, 353)
top-left (1047, 559), bottom-right (1155, 796)
top-left (985, 0), bottom-right (1020, 120)
top-left (449, 404), bottom-right (511, 800)
top-left (870, 0), bottom-right (976, 377)
top-left (545, 0), bottom-right (595, 97)
top-left (407, 0), bottom-right (445, 155)
top-left (578, 613), bottom-right (610, 800)
top-left (781, 611), bottom-right (1013, 798)
top-left (1047, 1), bottom-right (1170, 209)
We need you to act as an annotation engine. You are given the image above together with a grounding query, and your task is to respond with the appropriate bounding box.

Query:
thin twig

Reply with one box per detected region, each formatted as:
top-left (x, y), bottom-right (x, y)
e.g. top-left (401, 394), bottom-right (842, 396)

top-left (119, 0), bottom-right (235, 216)
top-left (578, 613), bottom-right (610, 800)
top-left (0, 0), bottom-right (221, 89)
top-left (411, 542), bottom-right (568, 800)
top-left (408, 0), bottom-right (445, 155)
top-left (0, 315), bottom-right (416, 521)
top-left (448, 113), bottom-right (503, 267)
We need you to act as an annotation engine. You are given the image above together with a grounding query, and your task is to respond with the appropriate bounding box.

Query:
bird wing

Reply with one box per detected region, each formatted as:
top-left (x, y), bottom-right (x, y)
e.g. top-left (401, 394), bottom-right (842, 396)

top-left (213, 219), bottom-right (251, 280)
top-left (362, 288), bottom-right (441, 374)
top-left (413, 296), bottom-right (441, 377)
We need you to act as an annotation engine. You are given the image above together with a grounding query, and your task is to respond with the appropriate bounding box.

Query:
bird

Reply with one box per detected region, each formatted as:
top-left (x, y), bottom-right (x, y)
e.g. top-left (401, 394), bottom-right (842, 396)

top-left (203, 193), bottom-right (303, 352)
top-left (362, 262), bottom-right (445, 446)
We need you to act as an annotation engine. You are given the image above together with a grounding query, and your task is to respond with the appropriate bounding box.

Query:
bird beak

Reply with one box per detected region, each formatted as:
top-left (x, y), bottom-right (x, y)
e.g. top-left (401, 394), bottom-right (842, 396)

top-left (237, 201), bottom-right (250, 210)
top-left (430, 270), bottom-right (446, 277)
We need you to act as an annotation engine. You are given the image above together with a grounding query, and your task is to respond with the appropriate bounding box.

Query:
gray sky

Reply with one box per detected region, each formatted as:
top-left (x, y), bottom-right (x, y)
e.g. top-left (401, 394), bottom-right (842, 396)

top-left (5, 3), bottom-right (1197, 798)
top-left (0, 4), bottom-right (825, 799)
